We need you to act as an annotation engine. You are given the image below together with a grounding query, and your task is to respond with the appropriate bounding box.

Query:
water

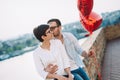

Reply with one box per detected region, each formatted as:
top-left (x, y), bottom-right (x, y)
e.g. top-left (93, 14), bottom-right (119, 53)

top-left (0, 51), bottom-right (44, 80)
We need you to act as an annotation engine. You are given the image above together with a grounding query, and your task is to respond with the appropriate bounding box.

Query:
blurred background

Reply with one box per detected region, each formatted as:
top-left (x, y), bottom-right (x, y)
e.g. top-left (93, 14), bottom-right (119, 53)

top-left (0, 0), bottom-right (120, 80)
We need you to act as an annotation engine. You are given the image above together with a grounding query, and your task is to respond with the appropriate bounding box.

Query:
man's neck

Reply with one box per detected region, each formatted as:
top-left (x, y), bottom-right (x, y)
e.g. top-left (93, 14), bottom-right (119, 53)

top-left (56, 34), bottom-right (64, 44)
top-left (56, 34), bottom-right (62, 39)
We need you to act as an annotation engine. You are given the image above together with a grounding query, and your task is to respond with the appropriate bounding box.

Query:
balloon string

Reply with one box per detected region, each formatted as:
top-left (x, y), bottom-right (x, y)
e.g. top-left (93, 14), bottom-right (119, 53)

top-left (88, 35), bottom-right (102, 80)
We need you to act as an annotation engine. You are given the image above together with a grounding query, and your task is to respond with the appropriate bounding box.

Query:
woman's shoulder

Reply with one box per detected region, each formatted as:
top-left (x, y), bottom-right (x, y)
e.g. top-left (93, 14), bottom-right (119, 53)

top-left (33, 47), bottom-right (42, 55)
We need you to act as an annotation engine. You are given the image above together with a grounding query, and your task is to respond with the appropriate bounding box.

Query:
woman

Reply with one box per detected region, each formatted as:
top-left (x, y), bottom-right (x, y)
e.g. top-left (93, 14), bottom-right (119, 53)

top-left (33, 24), bottom-right (73, 80)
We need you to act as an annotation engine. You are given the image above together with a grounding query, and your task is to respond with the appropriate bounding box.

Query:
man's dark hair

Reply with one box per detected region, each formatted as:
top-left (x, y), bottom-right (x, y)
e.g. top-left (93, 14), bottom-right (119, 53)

top-left (47, 18), bottom-right (61, 26)
top-left (33, 24), bottom-right (49, 42)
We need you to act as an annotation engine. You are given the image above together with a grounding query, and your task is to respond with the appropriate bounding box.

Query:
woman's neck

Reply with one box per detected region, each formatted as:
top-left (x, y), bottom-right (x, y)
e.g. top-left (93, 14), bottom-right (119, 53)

top-left (41, 41), bottom-right (50, 50)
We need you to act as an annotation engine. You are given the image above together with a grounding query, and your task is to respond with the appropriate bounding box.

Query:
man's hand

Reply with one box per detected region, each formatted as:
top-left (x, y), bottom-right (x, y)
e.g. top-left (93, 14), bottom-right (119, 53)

top-left (88, 49), bottom-right (95, 57)
top-left (82, 51), bottom-right (88, 58)
top-left (44, 64), bottom-right (58, 74)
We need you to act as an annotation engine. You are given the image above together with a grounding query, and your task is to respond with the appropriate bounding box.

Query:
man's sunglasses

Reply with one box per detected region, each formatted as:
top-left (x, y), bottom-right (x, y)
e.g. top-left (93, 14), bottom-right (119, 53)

top-left (50, 26), bottom-right (58, 31)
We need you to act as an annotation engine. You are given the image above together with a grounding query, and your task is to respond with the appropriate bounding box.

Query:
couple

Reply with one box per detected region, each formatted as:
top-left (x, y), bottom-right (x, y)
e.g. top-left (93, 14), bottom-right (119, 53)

top-left (33, 19), bottom-right (90, 80)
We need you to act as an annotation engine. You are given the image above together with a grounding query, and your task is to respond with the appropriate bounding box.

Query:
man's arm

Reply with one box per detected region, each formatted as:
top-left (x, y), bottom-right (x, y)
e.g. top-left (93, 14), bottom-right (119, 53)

top-left (46, 73), bottom-right (68, 80)
top-left (44, 64), bottom-right (58, 74)
top-left (64, 68), bottom-right (73, 80)
top-left (45, 64), bottom-right (70, 80)
top-left (68, 33), bottom-right (84, 55)
top-left (68, 33), bottom-right (90, 58)
top-left (81, 51), bottom-right (88, 58)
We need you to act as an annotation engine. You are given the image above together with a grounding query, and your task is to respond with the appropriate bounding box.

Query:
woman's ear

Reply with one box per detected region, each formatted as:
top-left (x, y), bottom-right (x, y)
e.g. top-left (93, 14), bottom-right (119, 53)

top-left (41, 35), bottom-right (45, 40)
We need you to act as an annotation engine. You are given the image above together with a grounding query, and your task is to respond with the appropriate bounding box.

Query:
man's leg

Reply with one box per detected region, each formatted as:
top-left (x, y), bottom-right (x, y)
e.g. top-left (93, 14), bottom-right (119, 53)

top-left (71, 67), bottom-right (90, 80)
top-left (72, 73), bottom-right (83, 80)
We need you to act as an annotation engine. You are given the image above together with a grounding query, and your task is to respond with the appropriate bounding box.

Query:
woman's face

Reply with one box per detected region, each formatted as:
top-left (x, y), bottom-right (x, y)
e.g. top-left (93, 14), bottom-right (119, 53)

top-left (44, 28), bottom-right (53, 41)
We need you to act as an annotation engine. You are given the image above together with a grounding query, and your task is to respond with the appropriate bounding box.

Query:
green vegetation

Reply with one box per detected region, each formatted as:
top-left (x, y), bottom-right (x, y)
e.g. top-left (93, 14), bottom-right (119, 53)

top-left (0, 34), bottom-right (39, 61)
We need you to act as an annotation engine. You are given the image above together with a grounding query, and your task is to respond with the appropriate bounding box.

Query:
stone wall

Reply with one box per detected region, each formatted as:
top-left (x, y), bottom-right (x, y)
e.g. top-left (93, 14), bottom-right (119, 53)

top-left (80, 23), bottom-right (120, 80)
top-left (104, 24), bottom-right (120, 40)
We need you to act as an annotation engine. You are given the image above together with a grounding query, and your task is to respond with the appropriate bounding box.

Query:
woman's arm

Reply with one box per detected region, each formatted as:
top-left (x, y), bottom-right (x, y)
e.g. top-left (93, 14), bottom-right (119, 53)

top-left (33, 52), bottom-right (49, 79)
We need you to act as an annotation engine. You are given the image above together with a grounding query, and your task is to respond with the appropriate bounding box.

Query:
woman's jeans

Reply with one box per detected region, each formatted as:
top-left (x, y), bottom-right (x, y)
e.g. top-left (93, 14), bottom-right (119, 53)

top-left (71, 67), bottom-right (90, 80)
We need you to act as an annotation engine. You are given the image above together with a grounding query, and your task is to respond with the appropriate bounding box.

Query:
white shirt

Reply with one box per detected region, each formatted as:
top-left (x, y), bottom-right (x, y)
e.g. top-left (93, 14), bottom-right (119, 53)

top-left (33, 39), bottom-right (70, 80)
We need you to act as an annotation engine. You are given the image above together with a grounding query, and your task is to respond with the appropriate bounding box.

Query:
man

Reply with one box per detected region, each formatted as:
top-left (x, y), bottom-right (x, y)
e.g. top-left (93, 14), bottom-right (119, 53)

top-left (45, 18), bottom-right (90, 80)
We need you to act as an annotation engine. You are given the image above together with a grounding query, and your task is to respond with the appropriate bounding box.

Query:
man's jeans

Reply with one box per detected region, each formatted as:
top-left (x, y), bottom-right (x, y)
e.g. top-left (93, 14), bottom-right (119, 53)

top-left (54, 67), bottom-right (90, 80)
top-left (71, 67), bottom-right (90, 80)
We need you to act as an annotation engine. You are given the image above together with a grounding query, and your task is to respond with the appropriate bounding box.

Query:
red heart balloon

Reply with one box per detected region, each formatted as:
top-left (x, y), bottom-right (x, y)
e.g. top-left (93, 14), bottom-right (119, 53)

top-left (80, 11), bottom-right (102, 34)
top-left (77, 0), bottom-right (93, 17)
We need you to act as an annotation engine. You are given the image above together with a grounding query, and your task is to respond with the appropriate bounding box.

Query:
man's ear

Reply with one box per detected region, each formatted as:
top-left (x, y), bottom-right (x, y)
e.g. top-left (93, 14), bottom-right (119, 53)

top-left (59, 26), bottom-right (62, 30)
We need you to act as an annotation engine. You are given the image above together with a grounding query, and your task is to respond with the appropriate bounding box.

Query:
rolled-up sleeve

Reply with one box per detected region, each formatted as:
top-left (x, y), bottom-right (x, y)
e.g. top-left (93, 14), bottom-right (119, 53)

top-left (69, 33), bottom-right (84, 55)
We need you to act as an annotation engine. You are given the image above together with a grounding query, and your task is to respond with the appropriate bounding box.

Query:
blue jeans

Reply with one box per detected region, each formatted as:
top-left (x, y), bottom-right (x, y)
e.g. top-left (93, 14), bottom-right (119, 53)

top-left (71, 67), bottom-right (90, 80)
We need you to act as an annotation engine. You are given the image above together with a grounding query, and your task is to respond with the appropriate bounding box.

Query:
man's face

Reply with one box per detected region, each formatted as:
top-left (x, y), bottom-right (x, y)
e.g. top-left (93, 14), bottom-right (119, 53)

top-left (48, 21), bottom-right (61, 37)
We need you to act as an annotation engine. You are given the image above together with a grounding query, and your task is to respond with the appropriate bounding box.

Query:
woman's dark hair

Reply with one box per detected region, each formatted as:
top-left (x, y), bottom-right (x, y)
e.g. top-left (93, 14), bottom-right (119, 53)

top-left (33, 24), bottom-right (49, 42)
top-left (47, 18), bottom-right (61, 26)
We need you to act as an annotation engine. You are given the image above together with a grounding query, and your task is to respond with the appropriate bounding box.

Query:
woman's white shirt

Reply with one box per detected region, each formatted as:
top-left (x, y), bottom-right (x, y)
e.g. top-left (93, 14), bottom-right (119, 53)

top-left (33, 39), bottom-right (70, 80)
